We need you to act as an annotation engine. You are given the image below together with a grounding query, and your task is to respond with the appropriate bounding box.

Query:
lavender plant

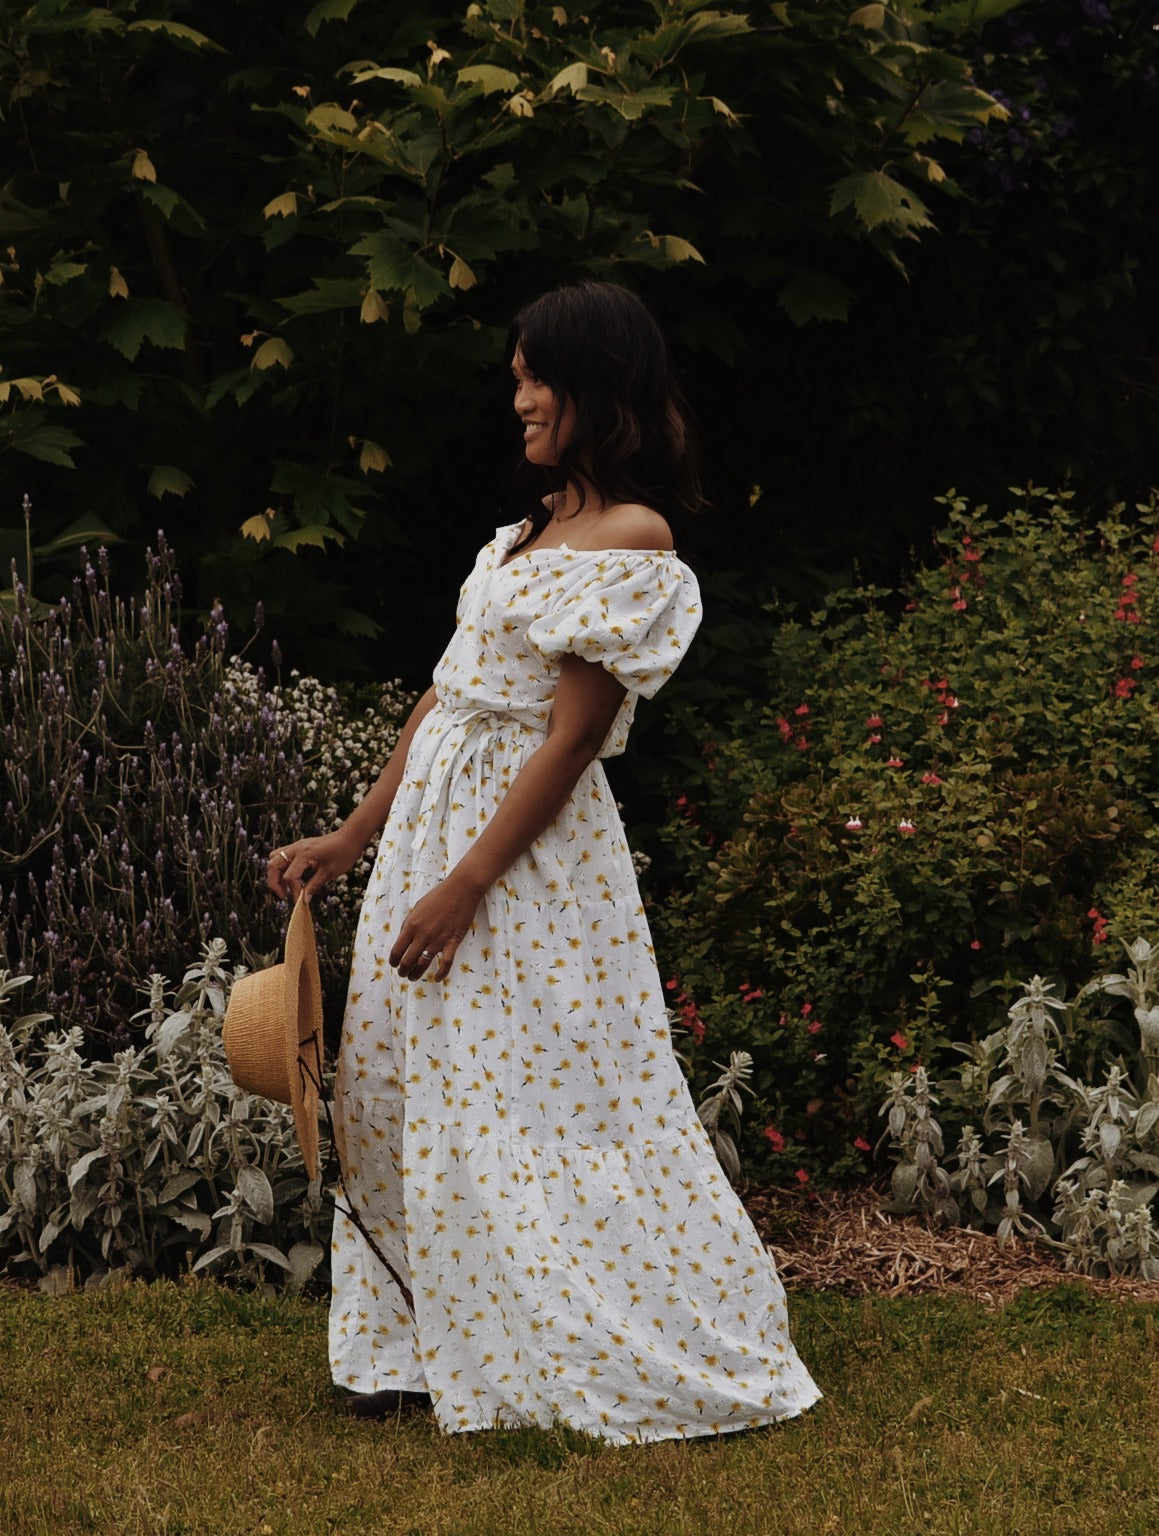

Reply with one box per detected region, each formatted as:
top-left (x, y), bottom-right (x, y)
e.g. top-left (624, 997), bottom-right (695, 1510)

top-left (0, 942), bottom-right (329, 1288)
top-left (0, 537), bottom-right (413, 1039)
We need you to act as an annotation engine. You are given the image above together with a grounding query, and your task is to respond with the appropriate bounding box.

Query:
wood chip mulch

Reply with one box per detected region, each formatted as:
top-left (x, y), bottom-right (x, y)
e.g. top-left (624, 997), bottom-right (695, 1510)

top-left (742, 1181), bottom-right (1159, 1309)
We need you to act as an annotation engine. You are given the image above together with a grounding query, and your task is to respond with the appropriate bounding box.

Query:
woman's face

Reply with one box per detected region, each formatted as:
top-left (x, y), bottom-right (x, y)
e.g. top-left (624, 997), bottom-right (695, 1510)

top-left (512, 345), bottom-right (576, 466)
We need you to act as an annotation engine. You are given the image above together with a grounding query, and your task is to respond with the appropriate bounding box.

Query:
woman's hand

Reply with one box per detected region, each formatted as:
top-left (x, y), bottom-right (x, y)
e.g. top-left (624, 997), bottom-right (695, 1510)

top-left (389, 872), bottom-right (482, 983)
top-left (267, 825), bottom-right (367, 902)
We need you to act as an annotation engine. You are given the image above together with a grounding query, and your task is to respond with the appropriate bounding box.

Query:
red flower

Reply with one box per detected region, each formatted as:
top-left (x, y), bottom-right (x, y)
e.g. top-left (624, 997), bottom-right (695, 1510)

top-left (807, 1019), bottom-right (823, 1035)
top-left (866, 713), bottom-right (883, 729)
top-left (970, 939), bottom-right (981, 951)
top-left (665, 978), bottom-right (679, 991)
top-left (745, 988), bottom-right (765, 1002)
top-left (920, 771), bottom-right (943, 785)
top-left (794, 702), bottom-right (810, 717)
top-left (952, 598), bottom-right (968, 612)
top-left (776, 715), bottom-right (792, 742)
top-left (844, 815), bottom-right (864, 831)
top-left (1114, 677), bottom-right (1136, 698)
top-left (800, 1001), bottom-right (813, 1017)
top-left (1131, 655), bottom-right (1145, 670)
top-left (854, 1136), bottom-right (871, 1152)
top-left (764, 1127), bottom-right (785, 1152)
top-left (898, 818), bottom-right (916, 835)
top-left (963, 548), bottom-right (982, 563)
top-left (794, 1168), bottom-right (810, 1184)
top-left (886, 755), bottom-right (904, 768)
top-left (890, 1030), bottom-right (908, 1050)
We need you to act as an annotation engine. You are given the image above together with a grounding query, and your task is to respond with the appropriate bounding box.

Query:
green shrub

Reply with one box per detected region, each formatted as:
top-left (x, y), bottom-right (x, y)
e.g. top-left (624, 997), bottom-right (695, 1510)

top-left (0, 949), bottom-right (328, 1287)
top-left (0, 539), bottom-right (414, 1042)
top-left (654, 489), bottom-right (1159, 1179)
top-left (881, 941), bottom-right (1159, 1280)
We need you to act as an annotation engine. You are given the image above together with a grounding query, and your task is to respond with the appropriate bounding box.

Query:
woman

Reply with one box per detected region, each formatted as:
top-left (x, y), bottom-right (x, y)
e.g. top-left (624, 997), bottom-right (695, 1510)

top-left (269, 280), bottom-right (819, 1443)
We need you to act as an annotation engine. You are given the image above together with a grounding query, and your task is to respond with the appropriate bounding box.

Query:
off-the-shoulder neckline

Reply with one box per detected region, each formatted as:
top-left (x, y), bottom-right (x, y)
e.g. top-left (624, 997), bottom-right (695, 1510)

top-left (495, 522), bottom-right (678, 569)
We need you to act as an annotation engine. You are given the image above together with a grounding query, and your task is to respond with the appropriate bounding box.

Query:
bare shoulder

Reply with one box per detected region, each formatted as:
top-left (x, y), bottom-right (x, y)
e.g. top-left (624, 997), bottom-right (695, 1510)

top-left (594, 502), bottom-right (674, 552)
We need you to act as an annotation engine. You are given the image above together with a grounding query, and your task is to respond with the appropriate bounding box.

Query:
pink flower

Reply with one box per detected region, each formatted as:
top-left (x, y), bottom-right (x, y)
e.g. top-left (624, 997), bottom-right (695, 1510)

top-left (807, 1019), bottom-right (823, 1035)
top-left (887, 756), bottom-right (904, 768)
top-left (1114, 677), bottom-right (1136, 698)
top-left (794, 702), bottom-right (810, 716)
top-left (1123, 572), bottom-right (1139, 587)
top-left (794, 1168), bottom-right (810, 1184)
top-left (920, 771), bottom-right (943, 785)
top-left (764, 1127), bottom-right (785, 1152)
top-left (898, 818), bottom-right (916, 835)
top-left (794, 736), bottom-right (809, 752)
top-left (844, 816), bottom-right (864, 831)
top-left (854, 1136), bottom-right (871, 1152)
top-left (937, 711), bottom-right (950, 726)
top-left (866, 713), bottom-right (883, 729)
top-left (776, 715), bottom-right (792, 742)
top-left (952, 598), bottom-right (968, 612)
top-left (963, 548), bottom-right (982, 563)
top-left (1089, 906), bottom-right (1109, 947)
top-left (745, 988), bottom-right (764, 1002)
top-left (970, 939), bottom-right (981, 951)
top-left (867, 733), bottom-right (882, 744)
top-left (890, 1031), bottom-right (908, 1050)
top-left (1131, 655), bottom-right (1145, 670)
top-left (1153, 535), bottom-right (1159, 553)
top-left (665, 978), bottom-right (679, 991)
top-left (800, 1001), bottom-right (813, 1018)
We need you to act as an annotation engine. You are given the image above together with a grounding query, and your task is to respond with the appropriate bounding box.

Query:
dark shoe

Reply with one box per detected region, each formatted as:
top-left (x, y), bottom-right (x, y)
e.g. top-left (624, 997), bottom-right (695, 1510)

top-left (336, 1388), bottom-right (430, 1419)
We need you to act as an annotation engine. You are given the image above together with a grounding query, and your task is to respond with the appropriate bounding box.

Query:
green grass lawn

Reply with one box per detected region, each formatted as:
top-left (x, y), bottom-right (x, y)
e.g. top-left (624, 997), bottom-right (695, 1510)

top-left (3, 1280), bottom-right (1157, 1536)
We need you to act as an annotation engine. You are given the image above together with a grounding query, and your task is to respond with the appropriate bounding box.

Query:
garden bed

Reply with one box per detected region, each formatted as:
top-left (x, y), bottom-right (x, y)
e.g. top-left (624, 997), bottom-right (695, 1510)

top-left (746, 1181), bottom-right (1159, 1306)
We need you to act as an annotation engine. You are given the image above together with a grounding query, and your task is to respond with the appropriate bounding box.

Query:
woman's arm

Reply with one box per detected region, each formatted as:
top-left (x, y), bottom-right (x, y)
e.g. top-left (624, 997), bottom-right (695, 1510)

top-left (267, 685), bottom-right (439, 901)
top-left (389, 654), bottom-right (627, 982)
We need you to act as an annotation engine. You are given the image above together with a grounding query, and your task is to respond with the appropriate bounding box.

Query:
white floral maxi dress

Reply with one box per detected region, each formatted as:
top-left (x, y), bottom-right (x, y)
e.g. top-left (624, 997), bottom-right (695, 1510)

top-left (328, 522), bottom-right (820, 1443)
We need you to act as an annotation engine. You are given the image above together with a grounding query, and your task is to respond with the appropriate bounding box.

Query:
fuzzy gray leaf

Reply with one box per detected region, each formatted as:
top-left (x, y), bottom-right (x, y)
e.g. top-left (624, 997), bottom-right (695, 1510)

top-left (155, 1009), bottom-right (192, 1059)
top-left (236, 1164), bottom-right (275, 1225)
top-left (246, 1242), bottom-right (292, 1270)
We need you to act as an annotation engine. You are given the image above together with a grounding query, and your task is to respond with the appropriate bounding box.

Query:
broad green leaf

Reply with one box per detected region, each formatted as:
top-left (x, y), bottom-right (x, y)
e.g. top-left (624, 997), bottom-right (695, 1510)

top-left (4, 418), bottom-right (84, 468)
top-left (131, 149), bottom-right (157, 183)
top-left (849, 4), bottom-right (886, 27)
top-left (457, 65), bottom-right (523, 95)
top-left (545, 62), bottom-right (588, 97)
top-left (448, 255), bottom-right (476, 291)
top-left (306, 103), bottom-right (360, 134)
top-left (37, 512), bottom-right (121, 554)
top-left (348, 66), bottom-right (423, 89)
top-left (263, 192), bottom-right (299, 219)
top-left (830, 170), bottom-right (934, 236)
top-left (359, 289), bottom-right (390, 323)
top-left (251, 337), bottom-right (294, 370)
top-left (930, 0), bottom-right (1022, 32)
top-left (305, 0), bottom-right (364, 35)
top-left (349, 232), bottom-right (450, 306)
top-left (358, 439), bottom-right (391, 473)
top-left (147, 465), bottom-right (195, 499)
top-left (661, 235), bottom-right (704, 264)
top-left (41, 260), bottom-right (87, 286)
top-left (108, 266), bottom-right (129, 298)
top-left (778, 269), bottom-right (853, 325)
top-left (279, 278), bottom-right (365, 316)
top-left (140, 183), bottom-right (207, 233)
top-left (240, 512), bottom-right (274, 542)
top-left (99, 298), bottom-right (187, 360)
top-left (275, 524), bottom-right (345, 552)
top-left (577, 83), bottom-right (676, 121)
top-left (127, 20), bottom-right (224, 51)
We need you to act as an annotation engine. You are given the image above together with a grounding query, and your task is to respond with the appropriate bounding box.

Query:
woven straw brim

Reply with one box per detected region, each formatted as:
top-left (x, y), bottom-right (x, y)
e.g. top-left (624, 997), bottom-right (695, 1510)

top-left (222, 898), bottom-right (322, 1180)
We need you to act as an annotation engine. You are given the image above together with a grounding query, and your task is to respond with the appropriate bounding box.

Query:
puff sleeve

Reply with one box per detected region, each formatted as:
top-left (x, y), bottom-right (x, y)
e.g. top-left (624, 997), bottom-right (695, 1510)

top-left (525, 550), bottom-right (702, 699)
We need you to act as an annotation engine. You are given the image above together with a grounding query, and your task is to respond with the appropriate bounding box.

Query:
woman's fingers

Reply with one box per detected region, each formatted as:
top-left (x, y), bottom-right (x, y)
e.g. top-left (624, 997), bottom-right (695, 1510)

top-left (266, 841), bottom-right (319, 901)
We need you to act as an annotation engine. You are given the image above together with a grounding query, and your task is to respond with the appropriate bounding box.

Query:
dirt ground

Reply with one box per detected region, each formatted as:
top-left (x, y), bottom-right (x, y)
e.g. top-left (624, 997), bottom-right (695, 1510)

top-left (743, 1180), bottom-right (1159, 1307)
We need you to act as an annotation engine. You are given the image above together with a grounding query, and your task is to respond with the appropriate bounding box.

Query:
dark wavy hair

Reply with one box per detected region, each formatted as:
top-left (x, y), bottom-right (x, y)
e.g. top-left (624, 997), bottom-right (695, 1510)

top-left (504, 280), bottom-right (701, 554)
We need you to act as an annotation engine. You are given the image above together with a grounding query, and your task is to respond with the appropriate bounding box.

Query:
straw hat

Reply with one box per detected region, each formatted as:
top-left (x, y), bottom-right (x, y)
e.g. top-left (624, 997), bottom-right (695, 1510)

top-left (223, 895), bottom-right (322, 1181)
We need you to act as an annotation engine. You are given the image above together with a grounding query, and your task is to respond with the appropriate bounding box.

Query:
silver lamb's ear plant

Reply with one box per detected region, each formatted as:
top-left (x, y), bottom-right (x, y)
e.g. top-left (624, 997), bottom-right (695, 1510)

top-left (696, 1052), bottom-right (754, 1184)
top-left (878, 1066), bottom-right (958, 1226)
top-left (0, 942), bottom-right (327, 1290)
